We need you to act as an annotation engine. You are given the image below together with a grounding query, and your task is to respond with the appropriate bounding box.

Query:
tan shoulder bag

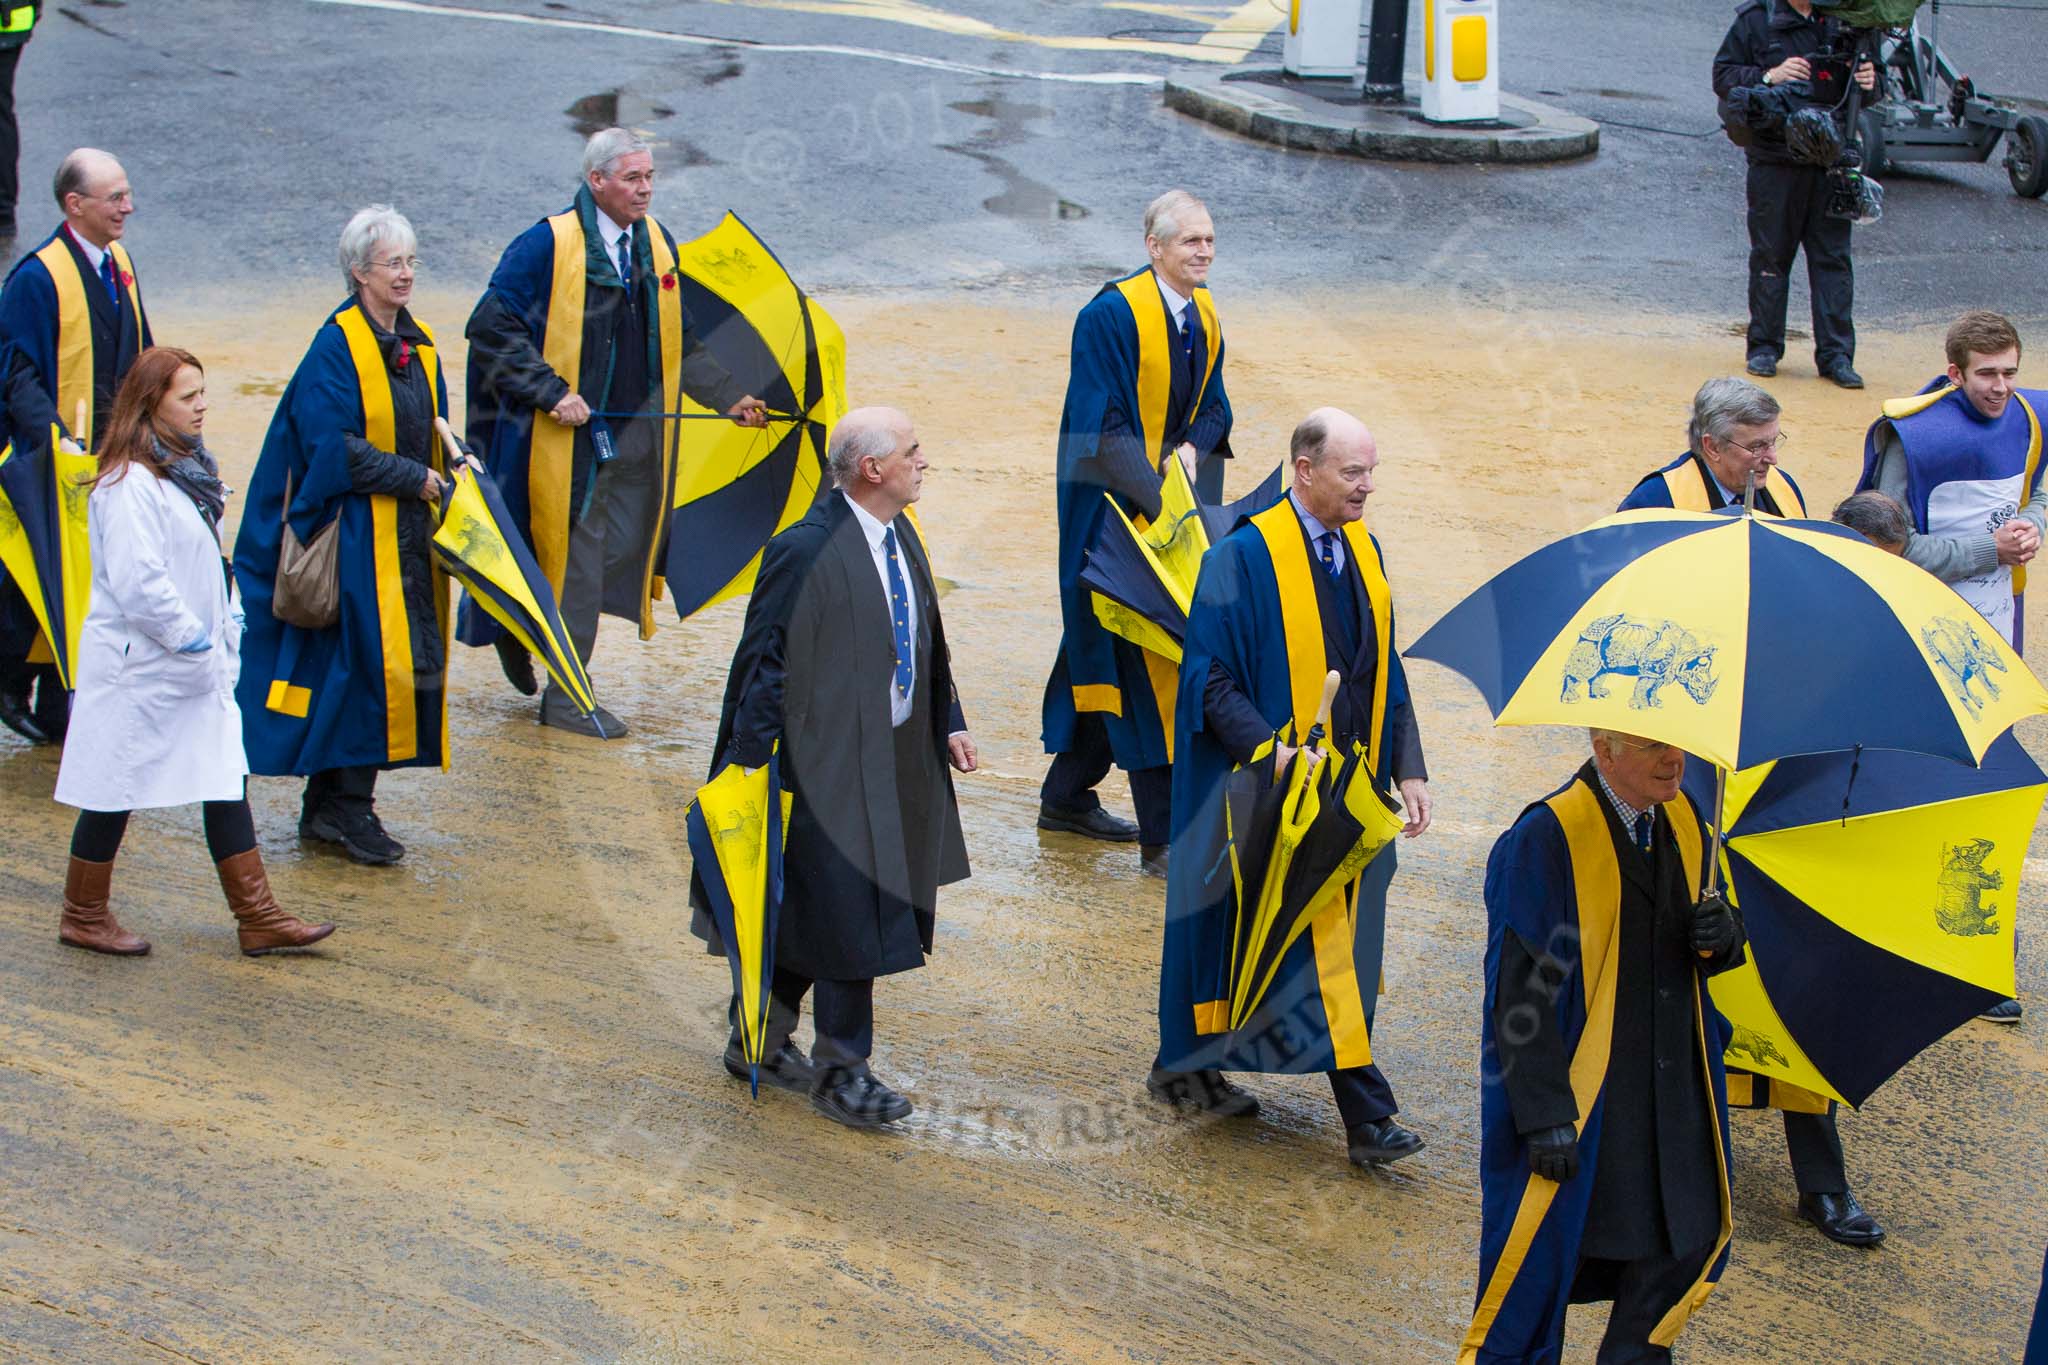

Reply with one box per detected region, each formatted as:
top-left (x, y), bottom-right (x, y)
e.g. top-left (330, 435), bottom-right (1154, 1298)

top-left (272, 471), bottom-right (340, 628)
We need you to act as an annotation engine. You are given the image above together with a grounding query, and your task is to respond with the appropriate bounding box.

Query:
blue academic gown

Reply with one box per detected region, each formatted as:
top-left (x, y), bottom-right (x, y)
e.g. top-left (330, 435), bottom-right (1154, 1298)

top-left (1619, 452), bottom-right (1807, 516)
top-left (1466, 776), bottom-right (1734, 1364)
top-left (1043, 268), bottom-right (1230, 773)
top-left (1156, 515), bottom-right (1412, 1076)
top-left (233, 301), bottom-right (451, 776)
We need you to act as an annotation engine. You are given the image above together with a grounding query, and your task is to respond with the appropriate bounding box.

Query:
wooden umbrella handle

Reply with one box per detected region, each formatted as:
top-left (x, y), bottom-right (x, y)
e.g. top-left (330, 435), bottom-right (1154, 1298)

top-left (74, 400), bottom-right (87, 450)
top-left (433, 416), bottom-right (469, 472)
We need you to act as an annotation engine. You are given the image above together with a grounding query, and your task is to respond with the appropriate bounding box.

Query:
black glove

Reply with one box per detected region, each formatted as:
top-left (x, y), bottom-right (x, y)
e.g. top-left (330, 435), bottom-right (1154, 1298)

top-left (1690, 892), bottom-right (1742, 957)
top-left (1525, 1124), bottom-right (1579, 1182)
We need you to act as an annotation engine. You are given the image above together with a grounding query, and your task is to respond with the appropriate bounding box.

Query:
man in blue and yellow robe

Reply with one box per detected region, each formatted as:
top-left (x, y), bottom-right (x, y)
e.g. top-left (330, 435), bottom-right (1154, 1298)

top-left (233, 298), bottom-right (453, 840)
top-left (0, 147), bottom-right (149, 742)
top-left (1041, 191), bottom-right (1230, 865)
top-left (463, 128), bottom-right (761, 737)
top-left (1466, 733), bottom-right (1745, 1364)
top-left (1153, 409), bottom-right (1433, 1163)
top-left (1619, 378), bottom-right (1807, 517)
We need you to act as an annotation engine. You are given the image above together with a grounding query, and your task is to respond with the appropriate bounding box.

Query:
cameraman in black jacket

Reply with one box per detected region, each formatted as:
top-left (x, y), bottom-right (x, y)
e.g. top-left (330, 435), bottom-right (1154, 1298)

top-left (1714, 0), bottom-right (1876, 388)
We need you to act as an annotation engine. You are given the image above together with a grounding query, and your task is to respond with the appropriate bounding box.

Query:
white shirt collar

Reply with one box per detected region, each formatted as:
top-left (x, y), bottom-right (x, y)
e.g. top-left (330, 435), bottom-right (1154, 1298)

top-left (842, 490), bottom-right (892, 548)
top-left (1289, 488), bottom-right (1335, 539)
top-left (594, 207), bottom-right (632, 254)
top-left (1154, 273), bottom-right (1192, 330)
top-left (66, 224), bottom-right (108, 272)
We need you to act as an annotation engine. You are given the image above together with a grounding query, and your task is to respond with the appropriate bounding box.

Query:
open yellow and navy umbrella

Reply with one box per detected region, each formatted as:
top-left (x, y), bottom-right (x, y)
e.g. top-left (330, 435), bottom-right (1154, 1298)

top-left (685, 751), bottom-right (793, 1097)
top-left (1680, 734), bottom-right (2045, 1106)
top-left (1079, 457), bottom-right (1285, 662)
top-left (662, 213), bottom-right (846, 621)
top-left (432, 453), bottom-right (599, 721)
top-left (1407, 507), bottom-right (2048, 771)
top-left (0, 423), bottom-right (93, 689)
top-left (1222, 674), bottom-right (1406, 1030)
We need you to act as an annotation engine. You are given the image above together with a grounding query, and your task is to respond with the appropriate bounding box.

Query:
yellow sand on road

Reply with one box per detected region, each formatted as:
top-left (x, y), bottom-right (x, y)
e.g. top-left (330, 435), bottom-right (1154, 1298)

top-left (0, 285), bottom-right (2039, 1361)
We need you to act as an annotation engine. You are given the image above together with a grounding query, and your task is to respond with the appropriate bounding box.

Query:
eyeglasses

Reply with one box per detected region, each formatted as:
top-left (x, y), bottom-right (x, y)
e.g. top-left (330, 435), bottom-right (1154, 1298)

top-left (1716, 431), bottom-right (1789, 457)
top-left (370, 256), bottom-right (423, 273)
top-left (81, 189), bottom-right (133, 206)
top-left (1611, 735), bottom-right (1679, 754)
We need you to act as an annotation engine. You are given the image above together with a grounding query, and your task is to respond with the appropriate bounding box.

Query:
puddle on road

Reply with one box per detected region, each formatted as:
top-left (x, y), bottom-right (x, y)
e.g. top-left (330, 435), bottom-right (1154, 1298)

top-left (566, 89), bottom-right (677, 139)
top-left (944, 95), bottom-right (1090, 224)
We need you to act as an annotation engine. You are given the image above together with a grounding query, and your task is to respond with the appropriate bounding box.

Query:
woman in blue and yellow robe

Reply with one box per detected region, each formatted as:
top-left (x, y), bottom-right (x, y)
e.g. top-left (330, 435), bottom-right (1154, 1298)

top-left (233, 215), bottom-right (450, 866)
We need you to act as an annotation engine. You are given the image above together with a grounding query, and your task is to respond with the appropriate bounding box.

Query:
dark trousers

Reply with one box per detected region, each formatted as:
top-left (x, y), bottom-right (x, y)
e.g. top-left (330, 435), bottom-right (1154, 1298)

top-left (733, 965), bottom-right (876, 1073)
top-left (1575, 1237), bottom-right (1719, 1363)
top-left (303, 765), bottom-right (379, 820)
top-left (0, 656), bottom-right (68, 735)
top-left (1041, 709), bottom-right (1171, 846)
top-left (0, 43), bottom-right (19, 231)
top-left (71, 798), bottom-right (258, 864)
top-left (1784, 1103), bottom-right (1849, 1195)
top-left (1746, 161), bottom-right (1855, 369)
top-left (550, 415), bottom-right (660, 707)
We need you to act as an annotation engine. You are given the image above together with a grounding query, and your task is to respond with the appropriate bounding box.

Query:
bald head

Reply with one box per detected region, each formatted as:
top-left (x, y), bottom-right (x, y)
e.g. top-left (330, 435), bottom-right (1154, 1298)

top-left (828, 405), bottom-right (925, 517)
top-left (55, 149), bottom-right (132, 247)
top-left (1291, 407), bottom-right (1378, 528)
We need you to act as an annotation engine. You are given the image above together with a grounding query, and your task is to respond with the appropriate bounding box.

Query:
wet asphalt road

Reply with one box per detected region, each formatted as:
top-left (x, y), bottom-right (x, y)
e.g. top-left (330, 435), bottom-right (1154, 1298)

top-left (18, 0), bottom-right (2048, 322)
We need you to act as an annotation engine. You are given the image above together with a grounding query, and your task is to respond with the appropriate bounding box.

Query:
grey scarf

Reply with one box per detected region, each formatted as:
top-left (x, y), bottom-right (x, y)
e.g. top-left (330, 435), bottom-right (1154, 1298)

top-left (157, 435), bottom-right (228, 532)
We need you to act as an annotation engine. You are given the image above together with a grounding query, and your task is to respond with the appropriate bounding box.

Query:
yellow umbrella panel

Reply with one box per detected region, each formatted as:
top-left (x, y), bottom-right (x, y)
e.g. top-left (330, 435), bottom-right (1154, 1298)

top-left (685, 751), bottom-right (795, 1094)
top-left (0, 425), bottom-right (93, 688)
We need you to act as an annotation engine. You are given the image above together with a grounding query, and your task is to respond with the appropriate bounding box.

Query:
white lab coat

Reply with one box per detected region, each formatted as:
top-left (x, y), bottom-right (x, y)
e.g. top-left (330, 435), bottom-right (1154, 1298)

top-left (53, 463), bottom-right (247, 811)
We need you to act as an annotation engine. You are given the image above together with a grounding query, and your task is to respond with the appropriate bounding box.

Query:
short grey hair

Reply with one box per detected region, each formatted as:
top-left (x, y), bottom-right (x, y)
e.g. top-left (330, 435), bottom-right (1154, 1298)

top-left (1688, 377), bottom-right (1781, 454)
top-left (1144, 189), bottom-right (1207, 245)
top-left (1290, 413), bottom-right (1333, 467)
top-left (339, 205), bottom-right (416, 294)
top-left (53, 148), bottom-right (115, 209)
top-left (1832, 490), bottom-right (1911, 550)
top-left (583, 127), bottom-right (650, 180)
top-left (827, 418), bottom-right (901, 486)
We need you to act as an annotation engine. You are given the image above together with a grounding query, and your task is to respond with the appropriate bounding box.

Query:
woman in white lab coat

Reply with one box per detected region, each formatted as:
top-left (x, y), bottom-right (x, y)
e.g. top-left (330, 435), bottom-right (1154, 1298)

top-left (53, 346), bottom-right (335, 957)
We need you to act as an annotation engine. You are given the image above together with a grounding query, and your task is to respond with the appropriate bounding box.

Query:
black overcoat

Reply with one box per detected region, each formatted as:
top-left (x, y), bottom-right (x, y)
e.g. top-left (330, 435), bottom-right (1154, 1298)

top-left (689, 493), bottom-right (969, 980)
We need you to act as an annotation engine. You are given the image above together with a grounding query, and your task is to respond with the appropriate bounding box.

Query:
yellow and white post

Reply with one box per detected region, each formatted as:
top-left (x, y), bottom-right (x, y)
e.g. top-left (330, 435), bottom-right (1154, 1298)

top-left (1283, 0), bottom-right (1364, 79)
top-left (1421, 0), bottom-right (1500, 122)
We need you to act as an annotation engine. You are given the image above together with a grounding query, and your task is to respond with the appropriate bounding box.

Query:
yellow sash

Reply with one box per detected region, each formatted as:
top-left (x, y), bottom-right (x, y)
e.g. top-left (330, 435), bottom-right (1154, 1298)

top-left (1659, 455), bottom-right (1806, 517)
top-left (334, 304), bottom-right (448, 768)
top-left (1461, 784), bottom-right (1724, 1360)
top-left (30, 235), bottom-right (144, 449)
top-left (1109, 270), bottom-right (1220, 462)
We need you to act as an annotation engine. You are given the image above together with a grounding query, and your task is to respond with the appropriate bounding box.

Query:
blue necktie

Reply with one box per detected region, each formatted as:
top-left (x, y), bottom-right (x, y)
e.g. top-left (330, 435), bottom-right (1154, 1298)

top-left (1317, 529), bottom-right (1340, 579)
top-left (616, 233), bottom-right (633, 296)
top-left (884, 526), bottom-right (914, 699)
top-left (1633, 812), bottom-right (1653, 855)
top-left (98, 252), bottom-right (118, 304)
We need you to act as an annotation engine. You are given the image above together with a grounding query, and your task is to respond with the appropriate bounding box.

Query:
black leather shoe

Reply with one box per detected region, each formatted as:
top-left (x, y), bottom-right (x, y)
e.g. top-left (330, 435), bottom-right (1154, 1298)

top-left (811, 1068), bottom-right (913, 1128)
top-left (1825, 363), bottom-right (1865, 390)
top-left (539, 699), bottom-right (628, 738)
top-left (1979, 997), bottom-right (2023, 1023)
top-left (300, 806), bottom-right (406, 866)
top-left (1746, 351), bottom-right (1777, 378)
top-left (1140, 844), bottom-right (1169, 879)
top-left (724, 1040), bottom-right (816, 1093)
top-left (1347, 1117), bottom-right (1426, 1165)
top-left (495, 635), bottom-right (538, 696)
top-left (1799, 1190), bottom-right (1885, 1246)
top-left (0, 687), bottom-right (51, 744)
top-left (1145, 1067), bottom-right (1260, 1118)
top-left (1037, 803), bottom-right (1140, 842)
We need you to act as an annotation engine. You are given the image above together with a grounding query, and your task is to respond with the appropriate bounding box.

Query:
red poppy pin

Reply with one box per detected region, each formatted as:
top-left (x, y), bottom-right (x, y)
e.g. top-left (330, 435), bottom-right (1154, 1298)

top-left (119, 270), bottom-right (134, 288)
top-left (660, 271), bottom-right (677, 292)
top-left (395, 340), bottom-right (413, 370)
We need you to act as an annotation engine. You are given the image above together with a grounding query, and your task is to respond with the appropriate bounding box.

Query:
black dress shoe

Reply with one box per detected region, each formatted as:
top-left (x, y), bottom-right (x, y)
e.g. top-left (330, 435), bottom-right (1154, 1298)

top-left (724, 1040), bottom-right (816, 1093)
top-left (1347, 1117), bottom-right (1426, 1165)
top-left (1746, 351), bottom-right (1778, 378)
top-left (495, 635), bottom-right (538, 696)
top-left (1037, 803), bottom-right (1140, 842)
top-left (811, 1068), bottom-right (913, 1128)
top-left (1140, 844), bottom-right (1169, 879)
top-left (1799, 1190), bottom-right (1885, 1246)
top-left (1145, 1067), bottom-right (1261, 1118)
top-left (1824, 363), bottom-right (1865, 390)
top-left (1979, 997), bottom-right (2023, 1023)
top-left (539, 699), bottom-right (628, 738)
top-left (0, 687), bottom-right (51, 744)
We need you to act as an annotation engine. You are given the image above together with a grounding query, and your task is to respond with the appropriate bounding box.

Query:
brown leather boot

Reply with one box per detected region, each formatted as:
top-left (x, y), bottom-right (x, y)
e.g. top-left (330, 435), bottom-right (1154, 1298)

top-left (216, 849), bottom-right (335, 956)
top-left (59, 856), bottom-right (150, 955)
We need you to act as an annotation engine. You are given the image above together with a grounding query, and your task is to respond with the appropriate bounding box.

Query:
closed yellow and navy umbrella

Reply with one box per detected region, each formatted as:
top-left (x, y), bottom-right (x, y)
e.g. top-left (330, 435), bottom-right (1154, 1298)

top-left (0, 423), bottom-right (93, 689)
top-left (1408, 507), bottom-right (2048, 771)
top-left (685, 752), bottom-right (793, 1097)
top-left (432, 456), bottom-right (598, 721)
top-left (663, 213), bottom-right (847, 621)
top-left (1080, 457), bottom-right (1285, 663)
top-left (1680, 734), bottom-right (2045, 1106)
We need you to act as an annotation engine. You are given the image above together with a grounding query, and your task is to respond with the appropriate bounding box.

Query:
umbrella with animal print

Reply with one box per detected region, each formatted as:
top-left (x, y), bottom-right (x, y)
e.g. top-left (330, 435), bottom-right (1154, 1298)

top-left (1677, 734), bottom-right (2045, 1106)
